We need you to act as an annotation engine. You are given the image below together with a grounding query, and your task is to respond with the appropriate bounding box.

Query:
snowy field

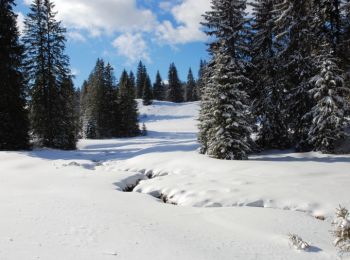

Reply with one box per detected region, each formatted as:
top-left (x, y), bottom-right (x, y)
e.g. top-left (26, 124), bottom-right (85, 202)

top-left (0, 100), bottom-right (350, 260)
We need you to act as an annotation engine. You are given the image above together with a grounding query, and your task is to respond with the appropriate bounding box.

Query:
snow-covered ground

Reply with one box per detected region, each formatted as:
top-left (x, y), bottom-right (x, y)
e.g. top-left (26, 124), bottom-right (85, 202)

top-left (0, 100), bottom-right (349, 259)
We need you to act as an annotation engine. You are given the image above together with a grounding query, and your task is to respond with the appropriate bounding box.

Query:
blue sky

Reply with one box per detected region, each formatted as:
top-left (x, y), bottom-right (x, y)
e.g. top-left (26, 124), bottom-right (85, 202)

top-left (15, 0), bottom-right (211, 88)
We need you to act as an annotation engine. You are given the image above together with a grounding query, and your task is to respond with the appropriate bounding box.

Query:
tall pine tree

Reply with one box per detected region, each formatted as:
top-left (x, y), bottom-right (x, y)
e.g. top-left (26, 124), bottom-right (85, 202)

top-left (153, 71), bottom-right (165, 101)
top-left (23, 0), bottom-right (77, 149)
top-left (185, 68), bottom-right (196, 102)
top-left (119, 70), bottom-right (140, 137)
top-left (199, 0), bottom-right (253, 160)
top-left (273, 0), bottom-right (317, 151)
top-left (142, 75), bottom-right (153, 106)
top-left (136, 61), bottom-right (146, 99)
top-left (0, 0), bottom-right (29, 150)
top-left (167, 63), bottom-right (183, 103)
top-left (251, 0), bottom-right (290, 149)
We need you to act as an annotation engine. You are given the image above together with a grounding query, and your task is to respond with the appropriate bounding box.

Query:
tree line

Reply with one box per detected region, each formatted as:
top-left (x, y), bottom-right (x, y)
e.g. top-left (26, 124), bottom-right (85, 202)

top-left (199, 0), bottom-right (350, 160)
top-left (0, 0), bottom-right (206, 150)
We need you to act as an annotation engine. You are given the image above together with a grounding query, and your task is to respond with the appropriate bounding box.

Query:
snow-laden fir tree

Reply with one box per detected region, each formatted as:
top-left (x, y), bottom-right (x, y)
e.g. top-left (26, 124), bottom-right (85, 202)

top-left (251, 0), bottom-right (290, 149)
top-left (273, 0), bottom-right (317, 151)
top-left (307, 54), bottom-right (349, 153)
top-left (167, 63), bottom-right (183, 103)
top-left (153, 71), bottom-right (165, 101)
top-left (142, 75), bottom-right (153, 106)
top-left (23, 0), bottom-right (77, 149)
top-left (119, 70), bottom-right (140, 137)
top-left (199, 0), bottom-right (253, 160)
top-left (185, 68), bottom-right (196, 102)
top-left (0, 0), bottom-right (30, 150)
top-left (198, 42), bottom-right (252, 160)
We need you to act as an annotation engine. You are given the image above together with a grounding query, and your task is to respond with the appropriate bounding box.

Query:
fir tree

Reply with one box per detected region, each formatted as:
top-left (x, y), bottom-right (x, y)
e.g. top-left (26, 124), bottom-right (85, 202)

top-left (195, 59), bottom-right (207, 101)
top-left (153, 71), bottom-right (165, 101)
top-left (167, 63), bottom-right (183, 103)
top-left (199, 0), bottom-right (253, 160)
top-left (199, 43), bottom-right (252, 160)
top-left (273, 0), bottom-right (317, 151)
top-left (142, 75), bottom-right (153, 106)
top-left (251, 0), bottom-right (290, 149)
top-left (23, 0), bottom-right (77, 149)
top-left (185, 68), bottom-right (196, 102)
top-left (119, 70), bottom-right (140, 137)
top-left (308, 55), bottom-right (349, 153)
top-left (136, 61), bottom-right (146, 99)
top-left (0, 0), bottom-right (30, 150)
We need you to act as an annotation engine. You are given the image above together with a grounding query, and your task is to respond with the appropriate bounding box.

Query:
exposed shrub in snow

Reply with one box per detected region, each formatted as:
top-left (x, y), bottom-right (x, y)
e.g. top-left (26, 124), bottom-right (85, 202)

top-left (332, 206), bottom-right (350, 252)
top-left (288, 234), bottom-right (310, 251)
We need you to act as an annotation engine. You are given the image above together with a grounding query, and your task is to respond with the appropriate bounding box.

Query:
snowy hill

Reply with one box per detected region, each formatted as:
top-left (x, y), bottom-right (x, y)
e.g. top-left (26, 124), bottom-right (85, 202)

top-left (0, 100), bottom-right (349, 260)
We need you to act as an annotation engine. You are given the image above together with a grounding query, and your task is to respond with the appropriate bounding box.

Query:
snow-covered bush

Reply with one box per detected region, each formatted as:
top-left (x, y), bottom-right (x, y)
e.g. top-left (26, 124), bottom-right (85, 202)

top-left (332, 206), bottom-right (350, 252)
top-left (288, 234), bottom-right (310, 251)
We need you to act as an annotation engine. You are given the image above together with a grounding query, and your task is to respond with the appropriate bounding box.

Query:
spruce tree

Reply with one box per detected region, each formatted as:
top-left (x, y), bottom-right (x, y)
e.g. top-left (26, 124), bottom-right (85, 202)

top-left (23, 0), bottom-right (77, 149)
top-left (0, 0), bottom-right (30, 150)
top-left (153, 71), bottom-right (165, 101)
top-left (185, 68), bottom-right (196, 102)
top-left (119, 70), bottom-right (140, 137)
top-left (142, 75), bottom-right (153, 106)
top-left (251, 0), bottom-right (290, 149)
top-left (199, 0), bottom-right (253, 160)
top-left (167, 63), bottom-right (183, 103)
top-left (195, 59), bottom-right (207, 101)
top-left (136, 61), bottom-right (146, 99)
top-left (199, 43), bottom-right (252, 160)
top-left (273, 0), bottom-right (317, 151)
top-left (308, 55), bottom-right (349, 153)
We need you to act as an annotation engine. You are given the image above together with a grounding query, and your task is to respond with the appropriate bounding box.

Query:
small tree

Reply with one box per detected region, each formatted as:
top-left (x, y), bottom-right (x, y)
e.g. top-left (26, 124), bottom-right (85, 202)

top-left (141, 123), bottom-right (147, 136)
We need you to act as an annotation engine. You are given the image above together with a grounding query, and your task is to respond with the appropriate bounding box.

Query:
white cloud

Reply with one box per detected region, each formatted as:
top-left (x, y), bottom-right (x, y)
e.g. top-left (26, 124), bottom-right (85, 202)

top-left (24, 0), bottom-right (157, 36)
top-left (67, 31), bottom-right (86, 42)
top-left (112, 33), bottom-right (150, 64)
top-left (156, 0), bottom-right (210, 45)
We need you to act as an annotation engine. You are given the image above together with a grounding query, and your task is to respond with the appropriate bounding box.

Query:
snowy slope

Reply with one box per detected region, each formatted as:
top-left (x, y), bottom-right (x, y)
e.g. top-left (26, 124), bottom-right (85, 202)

top-left (0, 100), bottom-right (349, 260)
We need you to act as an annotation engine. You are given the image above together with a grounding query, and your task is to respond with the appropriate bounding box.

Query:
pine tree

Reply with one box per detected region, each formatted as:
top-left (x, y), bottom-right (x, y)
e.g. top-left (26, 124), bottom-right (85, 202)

top-left (308, 54), bottom-right (349, 153)
top-left (167, 63), bottom-right (183, 103)
top-left (136, 61), bottom-right (146, 99)
top-left (119, 70), bottom-right (140, 137)
top-left (23, 0), bottom-right (77, 149)
top-left (199, 44), bottom-right (252, 160)
top-left (273, 0), bottom-right (317, 151)
top-left (54, 76), bottom-right (77, 149)
top-left (142, 75), bottom-right (153, 106)
top-left (0, 0), bottom-right (30, 150)
top-left (251, 0), bottom-right (290, 149)
top-left (153, 71), bottom-right (165, 101)
top-left (185, 68), bottom-right (196, 102)
top-left (199, 0), bottom-right (253, 160)
top-left (195, 59), bottom-right (207, 101)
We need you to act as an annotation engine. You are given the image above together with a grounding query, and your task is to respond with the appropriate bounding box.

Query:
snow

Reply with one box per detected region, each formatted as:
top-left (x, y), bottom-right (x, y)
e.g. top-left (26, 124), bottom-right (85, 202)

top-left (0, 100), bottom-right (349, 259)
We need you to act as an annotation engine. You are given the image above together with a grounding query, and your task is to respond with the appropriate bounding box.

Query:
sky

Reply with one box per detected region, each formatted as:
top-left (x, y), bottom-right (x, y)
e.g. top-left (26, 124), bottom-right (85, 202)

top-left (14, 0), bottom-right (213, 88)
